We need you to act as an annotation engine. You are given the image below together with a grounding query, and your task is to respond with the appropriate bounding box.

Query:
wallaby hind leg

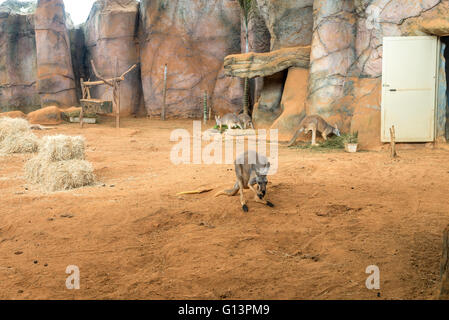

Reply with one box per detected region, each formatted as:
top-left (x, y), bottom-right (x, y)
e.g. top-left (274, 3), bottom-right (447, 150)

top-left (311, 128), bottom-right (317, 146)
top-left (238, 180), bottom-right (248, 212)
top-left (249, 184), bottom-right (274, 207)
top-left (287, 128), bottom-right (304, 147)
top-left (215, 182), bottom-right (239, 197)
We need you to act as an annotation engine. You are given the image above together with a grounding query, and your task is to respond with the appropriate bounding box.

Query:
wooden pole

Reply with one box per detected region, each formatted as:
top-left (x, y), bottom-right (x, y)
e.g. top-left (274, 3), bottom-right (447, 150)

top-left (80, 78), bottom-right (85, 129)
top-left (114, 57), bottom-right (120, 129)
top-left (162, 64), bottom-right (167, 121)
top-left (203, 90), bottom-right (208, 124)
top-left (390, 125), bottom-right (397, 158)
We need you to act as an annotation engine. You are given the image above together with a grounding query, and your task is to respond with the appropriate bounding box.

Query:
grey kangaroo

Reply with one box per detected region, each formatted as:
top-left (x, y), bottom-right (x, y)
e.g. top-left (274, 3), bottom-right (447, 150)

top-left (215, 113), bottom-right (241, 131)
top-left (287, 115), bottom-right (340, 147)
top-left (215, 150), bottom-right (274, 212)
top-left (238, 113), bottom-right (254, 129)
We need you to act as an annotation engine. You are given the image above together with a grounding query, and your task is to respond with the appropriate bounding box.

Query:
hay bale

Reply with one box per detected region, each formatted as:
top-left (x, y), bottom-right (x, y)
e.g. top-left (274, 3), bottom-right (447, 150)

top-left (25, 133), bottom-right (94, 191)
top-left (0, 117), bottom-right (31, 141)
top-left (0, 132), bottom-right (40, 154)
top-left (25, 156), bottom-right (95, 192)
top-left (0, 117), bottom-right (39, 154)
top-left (39, 135), bottom-right (85, 162)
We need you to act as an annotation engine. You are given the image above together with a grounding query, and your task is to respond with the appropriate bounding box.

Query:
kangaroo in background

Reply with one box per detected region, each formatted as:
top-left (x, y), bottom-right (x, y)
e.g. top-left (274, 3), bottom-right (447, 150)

top-left (215, 113), bottom-right (241, 131)
top-left (287, 115), bottom-right (340, 147)
top-left (215, 150), bottom-right (274, 212)
top-left (238, 113), bottom-right (254, 129)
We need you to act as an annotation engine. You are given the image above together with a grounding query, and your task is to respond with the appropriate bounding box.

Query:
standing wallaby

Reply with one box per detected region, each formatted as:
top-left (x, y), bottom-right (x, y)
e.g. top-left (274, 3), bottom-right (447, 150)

top-left (215, 150), bottom-right (274, 212)
top-left (238, 113), bottom-right (254, 129)
top-left (215, 113), bottom-right (241, 131)
top-left (287, 115), bottom-right (340, 147)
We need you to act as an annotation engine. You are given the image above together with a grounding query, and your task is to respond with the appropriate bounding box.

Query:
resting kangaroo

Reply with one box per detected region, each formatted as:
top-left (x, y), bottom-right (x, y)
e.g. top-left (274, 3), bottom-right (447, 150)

top-left (215, 113), bottom-right (241, 131)
top-left (287, 115), bottom-right (340, 147)
top-left (215, 150), bottom-right (274, 212)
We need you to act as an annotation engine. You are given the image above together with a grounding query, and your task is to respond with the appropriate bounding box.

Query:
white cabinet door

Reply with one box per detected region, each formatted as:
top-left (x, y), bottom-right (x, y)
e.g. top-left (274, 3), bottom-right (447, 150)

top-left (381, 36), bottom-right (438, 142)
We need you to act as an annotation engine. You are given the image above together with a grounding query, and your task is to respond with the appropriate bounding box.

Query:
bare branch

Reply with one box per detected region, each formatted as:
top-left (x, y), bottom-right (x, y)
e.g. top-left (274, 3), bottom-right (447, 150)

top-left (90, 60), bottom-right (113, 86)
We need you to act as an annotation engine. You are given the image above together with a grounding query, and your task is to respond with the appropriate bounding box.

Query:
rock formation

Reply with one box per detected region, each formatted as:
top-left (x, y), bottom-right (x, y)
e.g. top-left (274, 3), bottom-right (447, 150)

top-left (0, 1), bottom-right (40, 113)
top-left (307, 0), bottom-right (357, 125)
top-left (255, 0), bottom-right (314, 50)
top-left (140, 0), bottom-right (241, 118)
top-left (245, 0), bottom-right (314, 127)
top-left (84, 0), bottom-right (143, 116)
top-left (224, 46), bottom-right (310, 79)
top-left (34, 0), bottom-right (77, 107)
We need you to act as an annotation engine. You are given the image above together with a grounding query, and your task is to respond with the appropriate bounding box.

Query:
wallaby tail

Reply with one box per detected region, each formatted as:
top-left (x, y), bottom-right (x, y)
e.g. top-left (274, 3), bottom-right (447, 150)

top-left (286, 128), bottom-right (304, 146)
top-left (215, 182), bottom-right (239, 197)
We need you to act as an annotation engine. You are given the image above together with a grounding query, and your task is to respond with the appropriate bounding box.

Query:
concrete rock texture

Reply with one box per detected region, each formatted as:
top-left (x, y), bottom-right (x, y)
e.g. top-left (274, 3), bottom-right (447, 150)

top-left (34, 0), bottom-right (77, 107)
top-left (251, 0), bottom-right (314, 128)
top-left (255, 0), bottom-right (314, 50)
top-left (0, 7), bottom-right (40, 113)
top-left (140, 0), bottom-right (241, 118)
top-left (85, 0), bottom-right (143, 116)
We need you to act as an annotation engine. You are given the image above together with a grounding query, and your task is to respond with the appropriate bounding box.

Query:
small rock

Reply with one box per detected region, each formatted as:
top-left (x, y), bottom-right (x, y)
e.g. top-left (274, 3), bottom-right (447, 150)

top-left (14, 251), bottom-right (23, 255)
top-left (33, 260), bottom-right (38, 264)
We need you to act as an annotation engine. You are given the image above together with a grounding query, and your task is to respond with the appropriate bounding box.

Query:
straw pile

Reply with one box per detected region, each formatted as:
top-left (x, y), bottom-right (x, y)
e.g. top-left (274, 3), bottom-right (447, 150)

top-left (25, 135), bottom-right (95, 192)
top-left (0, 117), bottom-right (39, 154)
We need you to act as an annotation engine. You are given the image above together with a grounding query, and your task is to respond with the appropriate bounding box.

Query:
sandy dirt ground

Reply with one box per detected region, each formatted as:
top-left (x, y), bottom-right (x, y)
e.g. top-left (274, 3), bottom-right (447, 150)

top-left (0, 117), bottom-right (448, 300)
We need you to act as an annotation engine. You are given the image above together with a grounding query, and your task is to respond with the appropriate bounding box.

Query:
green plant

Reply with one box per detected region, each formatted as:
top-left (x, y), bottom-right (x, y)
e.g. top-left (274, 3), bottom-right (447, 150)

top-left (213, 124), bottom-right (242, 133)
top-left (343, 132), bottom-right (358, 144)
top-left (288, 134), bottom-right (348, 152)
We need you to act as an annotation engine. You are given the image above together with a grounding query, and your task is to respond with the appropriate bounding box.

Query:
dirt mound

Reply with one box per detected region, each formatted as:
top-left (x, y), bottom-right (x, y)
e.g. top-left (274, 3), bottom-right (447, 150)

top-left (0, 111), bottom-right (26, 119)
top-left (27, 106), bottom-right (62, 125)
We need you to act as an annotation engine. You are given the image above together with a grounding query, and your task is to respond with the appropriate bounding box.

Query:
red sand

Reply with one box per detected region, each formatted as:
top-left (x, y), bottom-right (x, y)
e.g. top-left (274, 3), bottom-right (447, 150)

top-left (0, 117), bottom-right (447, 299)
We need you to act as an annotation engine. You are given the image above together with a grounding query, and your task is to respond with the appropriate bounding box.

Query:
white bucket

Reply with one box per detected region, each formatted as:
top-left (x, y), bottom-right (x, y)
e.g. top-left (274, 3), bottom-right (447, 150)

top-left (345, 143), bottom-right (358, 153)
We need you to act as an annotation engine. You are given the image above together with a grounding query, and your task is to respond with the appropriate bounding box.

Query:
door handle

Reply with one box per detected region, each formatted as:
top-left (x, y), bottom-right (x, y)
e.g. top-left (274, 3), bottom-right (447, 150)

top-left (389, 89), bottom-right (397, 92)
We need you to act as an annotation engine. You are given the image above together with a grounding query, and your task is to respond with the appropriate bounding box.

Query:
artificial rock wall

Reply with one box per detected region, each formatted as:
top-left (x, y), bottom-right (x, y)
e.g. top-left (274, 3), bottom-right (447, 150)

top-left (0, 4), bottom-right (40, 113)
top-left (84, 0), bottom-right (143, 116)
top-left (139, 0), bottom-right (241, 118)
top-left (35, 0), bottom-right (77, 107)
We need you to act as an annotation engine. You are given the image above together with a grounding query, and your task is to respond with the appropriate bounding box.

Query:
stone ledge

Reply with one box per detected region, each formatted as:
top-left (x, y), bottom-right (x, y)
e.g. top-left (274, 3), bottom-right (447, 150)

top-left (223, 45), bottom-right (310, 79)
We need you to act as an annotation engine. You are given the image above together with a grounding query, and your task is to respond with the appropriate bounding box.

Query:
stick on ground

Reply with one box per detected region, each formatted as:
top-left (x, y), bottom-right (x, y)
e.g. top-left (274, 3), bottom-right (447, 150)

top-left (390, 125), bottom-right (397, 158)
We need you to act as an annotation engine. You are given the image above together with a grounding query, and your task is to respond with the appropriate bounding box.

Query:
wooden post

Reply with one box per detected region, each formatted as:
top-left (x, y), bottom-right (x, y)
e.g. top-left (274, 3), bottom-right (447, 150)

top-left (80, 78), bottom-right (85, 129)
top-left (203, 90), bottom-right (208, 124)
top-left (115, 58), bottom-right (120, 129)
top-left (79, 104), bottom-right (84, 128)
top-left (162, 64), bottom-right (167, 121)
top-left (390, 125), bottom-right (397, 158)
